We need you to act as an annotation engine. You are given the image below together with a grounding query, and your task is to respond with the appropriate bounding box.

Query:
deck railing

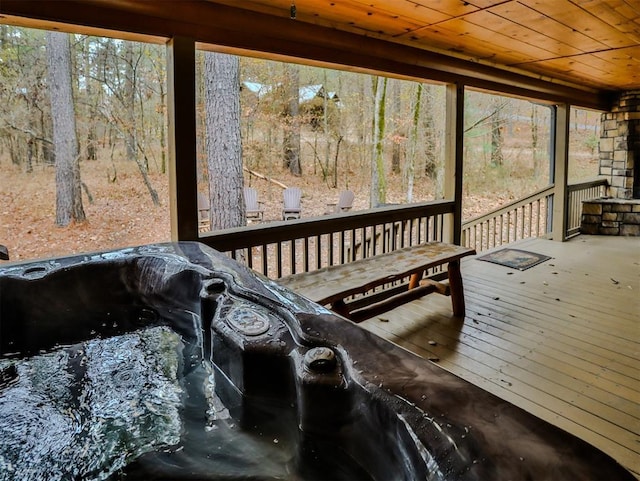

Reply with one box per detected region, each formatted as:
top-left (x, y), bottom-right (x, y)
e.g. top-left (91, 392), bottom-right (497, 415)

top-left (461, 178), bottom-right (609, 252)
top-left (461, 186), bottom-right (554, 252)
top-left (199, 200), bottom-right (455, 279)
top-left (199, 179), bottom-right (607, 279)
top-left (566, 178), bottom-right (609, 237)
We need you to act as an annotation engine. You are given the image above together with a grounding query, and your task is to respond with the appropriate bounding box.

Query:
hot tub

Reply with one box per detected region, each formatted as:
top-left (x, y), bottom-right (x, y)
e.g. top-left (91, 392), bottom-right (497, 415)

top-left (0, 242), bottom-right (634, 480)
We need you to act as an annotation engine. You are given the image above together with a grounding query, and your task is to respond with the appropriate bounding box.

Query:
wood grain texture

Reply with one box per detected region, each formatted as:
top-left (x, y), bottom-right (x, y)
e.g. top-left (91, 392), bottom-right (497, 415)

top-left (278, 242), bottom-right (475, 305)
top-left (361, 235), bottom-right (640, 478)
top-left (205, 0), bottom-right (640, 91)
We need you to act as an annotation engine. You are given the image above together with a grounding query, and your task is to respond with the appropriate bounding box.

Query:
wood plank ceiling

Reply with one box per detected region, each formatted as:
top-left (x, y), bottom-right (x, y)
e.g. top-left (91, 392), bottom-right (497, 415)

top-left (0, 0), bottom-right (637, 108)
top-left (208, 0), bottom-right (639, 92)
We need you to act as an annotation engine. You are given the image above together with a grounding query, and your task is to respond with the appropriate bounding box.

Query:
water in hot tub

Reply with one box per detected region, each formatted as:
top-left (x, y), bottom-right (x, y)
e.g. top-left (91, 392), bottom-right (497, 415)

top-left (0, 326), bottom-right (313, 481)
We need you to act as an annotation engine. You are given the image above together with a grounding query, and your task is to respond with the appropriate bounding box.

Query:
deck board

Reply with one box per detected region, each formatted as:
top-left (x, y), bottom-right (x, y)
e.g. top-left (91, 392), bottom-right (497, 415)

top-left (360, 235), bottom-right (640, 478)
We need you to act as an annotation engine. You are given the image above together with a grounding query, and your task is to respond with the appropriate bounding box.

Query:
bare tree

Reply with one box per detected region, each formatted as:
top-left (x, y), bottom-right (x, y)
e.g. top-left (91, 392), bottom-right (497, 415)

top-left (490, 96), bottom-right (504, 167)
top-left (390, 79), bottom-right (403, 174)
top-left (283, 63), bottom-right (301, 175)
top-left (0, 27), bottom-right (53, 171)
top-left (371, 76), bottom-right (387, 207)
top-left (531, 103), bottom-right (543, 176)
top-left (422, 85), bottom-right (437, 179)
top-left (46, 31), bottom-right (85, 226)
top-left (405, 82), bottom-right (422, 202)
top-left (204, 51), bottom-right (245, 230)
top-left (80, 36), bottom-right (98, 161)
top-left (123, 42), bottom-right (137, 163)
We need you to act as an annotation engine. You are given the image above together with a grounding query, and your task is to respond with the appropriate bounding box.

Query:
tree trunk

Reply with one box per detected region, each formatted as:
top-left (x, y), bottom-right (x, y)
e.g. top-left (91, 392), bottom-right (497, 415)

top-left (283, 63), bottom-right (301, 176)
top-left (84, 37), bottom-right (97, 161)
top-left (47, 31), bottom-right (85, 226)
top-left (323, 70), bottom-right (333, 186)
top-left (531, 104), bottom-right (542, 176)
top-left (490, 97), bottom-right (504, 167)
top-left (370, 76), bottom-right (387, 207)
top-left (124, 43), bottom-right (136, 163)
top-left (204, 51), bottom-right (245, 230)
top-left (423, 85), bottom-right (437, 179)
top-left (390, 79), bottom-right (402, 174)
top-left (406, 83), bottom-right (422, 202)
top-left (157, 69), bottom-right (167, 174)
top-left (26, 137), bottom-right (34, 173)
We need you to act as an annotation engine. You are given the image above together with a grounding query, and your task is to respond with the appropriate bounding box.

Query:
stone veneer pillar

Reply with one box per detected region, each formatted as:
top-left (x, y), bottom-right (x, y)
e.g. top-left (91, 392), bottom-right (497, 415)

top-left (581, 198), bottom-right (640, 236)
top-left (599, 90), bottom-right (640, 199)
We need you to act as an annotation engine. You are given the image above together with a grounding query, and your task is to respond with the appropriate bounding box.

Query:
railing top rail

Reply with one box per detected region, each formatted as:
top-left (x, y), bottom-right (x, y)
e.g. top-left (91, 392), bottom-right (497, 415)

top-left (566, 177), bottom-right (608, 192)
top-left (200, 199), bottom-right (455, 252)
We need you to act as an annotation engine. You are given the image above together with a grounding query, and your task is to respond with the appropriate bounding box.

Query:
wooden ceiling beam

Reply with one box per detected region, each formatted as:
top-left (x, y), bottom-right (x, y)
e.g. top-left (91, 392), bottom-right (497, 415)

top-left (0, 0), bottom-right (617, 110)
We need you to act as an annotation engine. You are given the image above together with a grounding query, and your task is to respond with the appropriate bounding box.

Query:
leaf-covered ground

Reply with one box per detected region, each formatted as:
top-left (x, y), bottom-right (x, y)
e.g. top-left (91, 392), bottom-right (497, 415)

top-left (0, 156), bottom-right (516, 263)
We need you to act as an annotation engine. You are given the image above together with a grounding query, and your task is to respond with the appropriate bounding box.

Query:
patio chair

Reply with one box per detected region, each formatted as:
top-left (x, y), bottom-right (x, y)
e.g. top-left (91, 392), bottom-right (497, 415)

top-left (244, 187), bottom-right (264, 222)
top-left (325, 190), bottom-right (355, 214)
top-left (197, 192), bottom-right (210, 232)
top-left (282, 187), bottom-right (302, 220)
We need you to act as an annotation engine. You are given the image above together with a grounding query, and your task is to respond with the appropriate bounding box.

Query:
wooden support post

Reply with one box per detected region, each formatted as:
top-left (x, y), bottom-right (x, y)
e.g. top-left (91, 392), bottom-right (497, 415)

top-left (167, 37), bottom-right (198, 241)
top-left (551, 103), bottom-right (570, 241)
top-left (447, 260), bottom-right (465, 317)
top-left (444, 83), bottom-right (464, 245)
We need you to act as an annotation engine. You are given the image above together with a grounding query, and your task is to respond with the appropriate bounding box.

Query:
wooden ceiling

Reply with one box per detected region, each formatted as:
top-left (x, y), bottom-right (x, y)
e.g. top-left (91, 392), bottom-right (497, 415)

top-left (209, 0), bottom-right (639, 92)
top-left (1, 0), bottom-right (638, 109)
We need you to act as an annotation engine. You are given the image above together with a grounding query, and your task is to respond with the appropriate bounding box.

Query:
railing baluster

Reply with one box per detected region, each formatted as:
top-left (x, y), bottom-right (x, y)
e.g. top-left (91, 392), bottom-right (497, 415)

top-left (424, 217), bottom-right (430, 244)
top-left (491, 218), bottom-right (496, 249)
top-left (304, 237), bottom-right (310, 273)
top-left (246, 246), bottom-right (253, 269)
top-left (260, 244), bottom-right (267, 276)
top-left (315, 235), bottom-right (322, 269)
top-left (276, 242), bottom-right (282, 278)
top-left (409, 218), bottom-right (416, 246)
top-left (382, 223), bottom-right (389, 253)
top-left (485, 220), bottom-right (489, 250)
top-left (371, 225), bottom-right (377, 257)
top-left (519, 206), bottom-right (525, 239)
top-left (329, 232), bottom-right (335, 266)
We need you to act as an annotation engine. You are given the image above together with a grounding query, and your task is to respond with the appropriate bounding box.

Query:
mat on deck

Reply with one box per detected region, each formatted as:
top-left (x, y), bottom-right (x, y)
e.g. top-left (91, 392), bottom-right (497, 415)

top-left (476, 248), bottom-right (552, 271)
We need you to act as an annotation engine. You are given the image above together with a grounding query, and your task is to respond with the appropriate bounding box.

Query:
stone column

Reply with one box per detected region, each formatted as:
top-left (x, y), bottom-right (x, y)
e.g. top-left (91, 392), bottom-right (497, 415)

top-left (599, 90), bottom-right (640, 199)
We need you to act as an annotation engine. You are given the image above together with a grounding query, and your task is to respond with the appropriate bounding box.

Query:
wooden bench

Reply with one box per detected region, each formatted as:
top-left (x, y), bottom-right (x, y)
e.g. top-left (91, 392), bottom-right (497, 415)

top-left (278, 242), bottom-right (476, 322)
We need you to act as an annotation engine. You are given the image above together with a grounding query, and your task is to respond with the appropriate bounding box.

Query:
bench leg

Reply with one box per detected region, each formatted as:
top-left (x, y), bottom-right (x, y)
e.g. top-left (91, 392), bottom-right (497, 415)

top-left (447, 260), bottom-right (465, 317)
top-left (408, 271), bottom-right (423, 290)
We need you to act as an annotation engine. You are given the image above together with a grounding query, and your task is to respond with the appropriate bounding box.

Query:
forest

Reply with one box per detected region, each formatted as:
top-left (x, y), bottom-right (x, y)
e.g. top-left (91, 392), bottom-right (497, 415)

top-left (0, 25), bottom-right (601, 261)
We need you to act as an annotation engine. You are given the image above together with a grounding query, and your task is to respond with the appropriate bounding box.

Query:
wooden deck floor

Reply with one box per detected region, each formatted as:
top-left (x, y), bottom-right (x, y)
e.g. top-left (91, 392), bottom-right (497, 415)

top-left (360, 235), bottom-right (640, 478)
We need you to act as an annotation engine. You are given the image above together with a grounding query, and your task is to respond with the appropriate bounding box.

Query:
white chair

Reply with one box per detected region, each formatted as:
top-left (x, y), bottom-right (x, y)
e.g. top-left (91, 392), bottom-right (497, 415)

top-left (282, 187), bottom-right (302, 220)
top-left (197, 192), bottom-right (210, 232)
top-left (244, 187), bottom-right (264, 222)
top-left (325, 190), bottom-right (355, 214)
